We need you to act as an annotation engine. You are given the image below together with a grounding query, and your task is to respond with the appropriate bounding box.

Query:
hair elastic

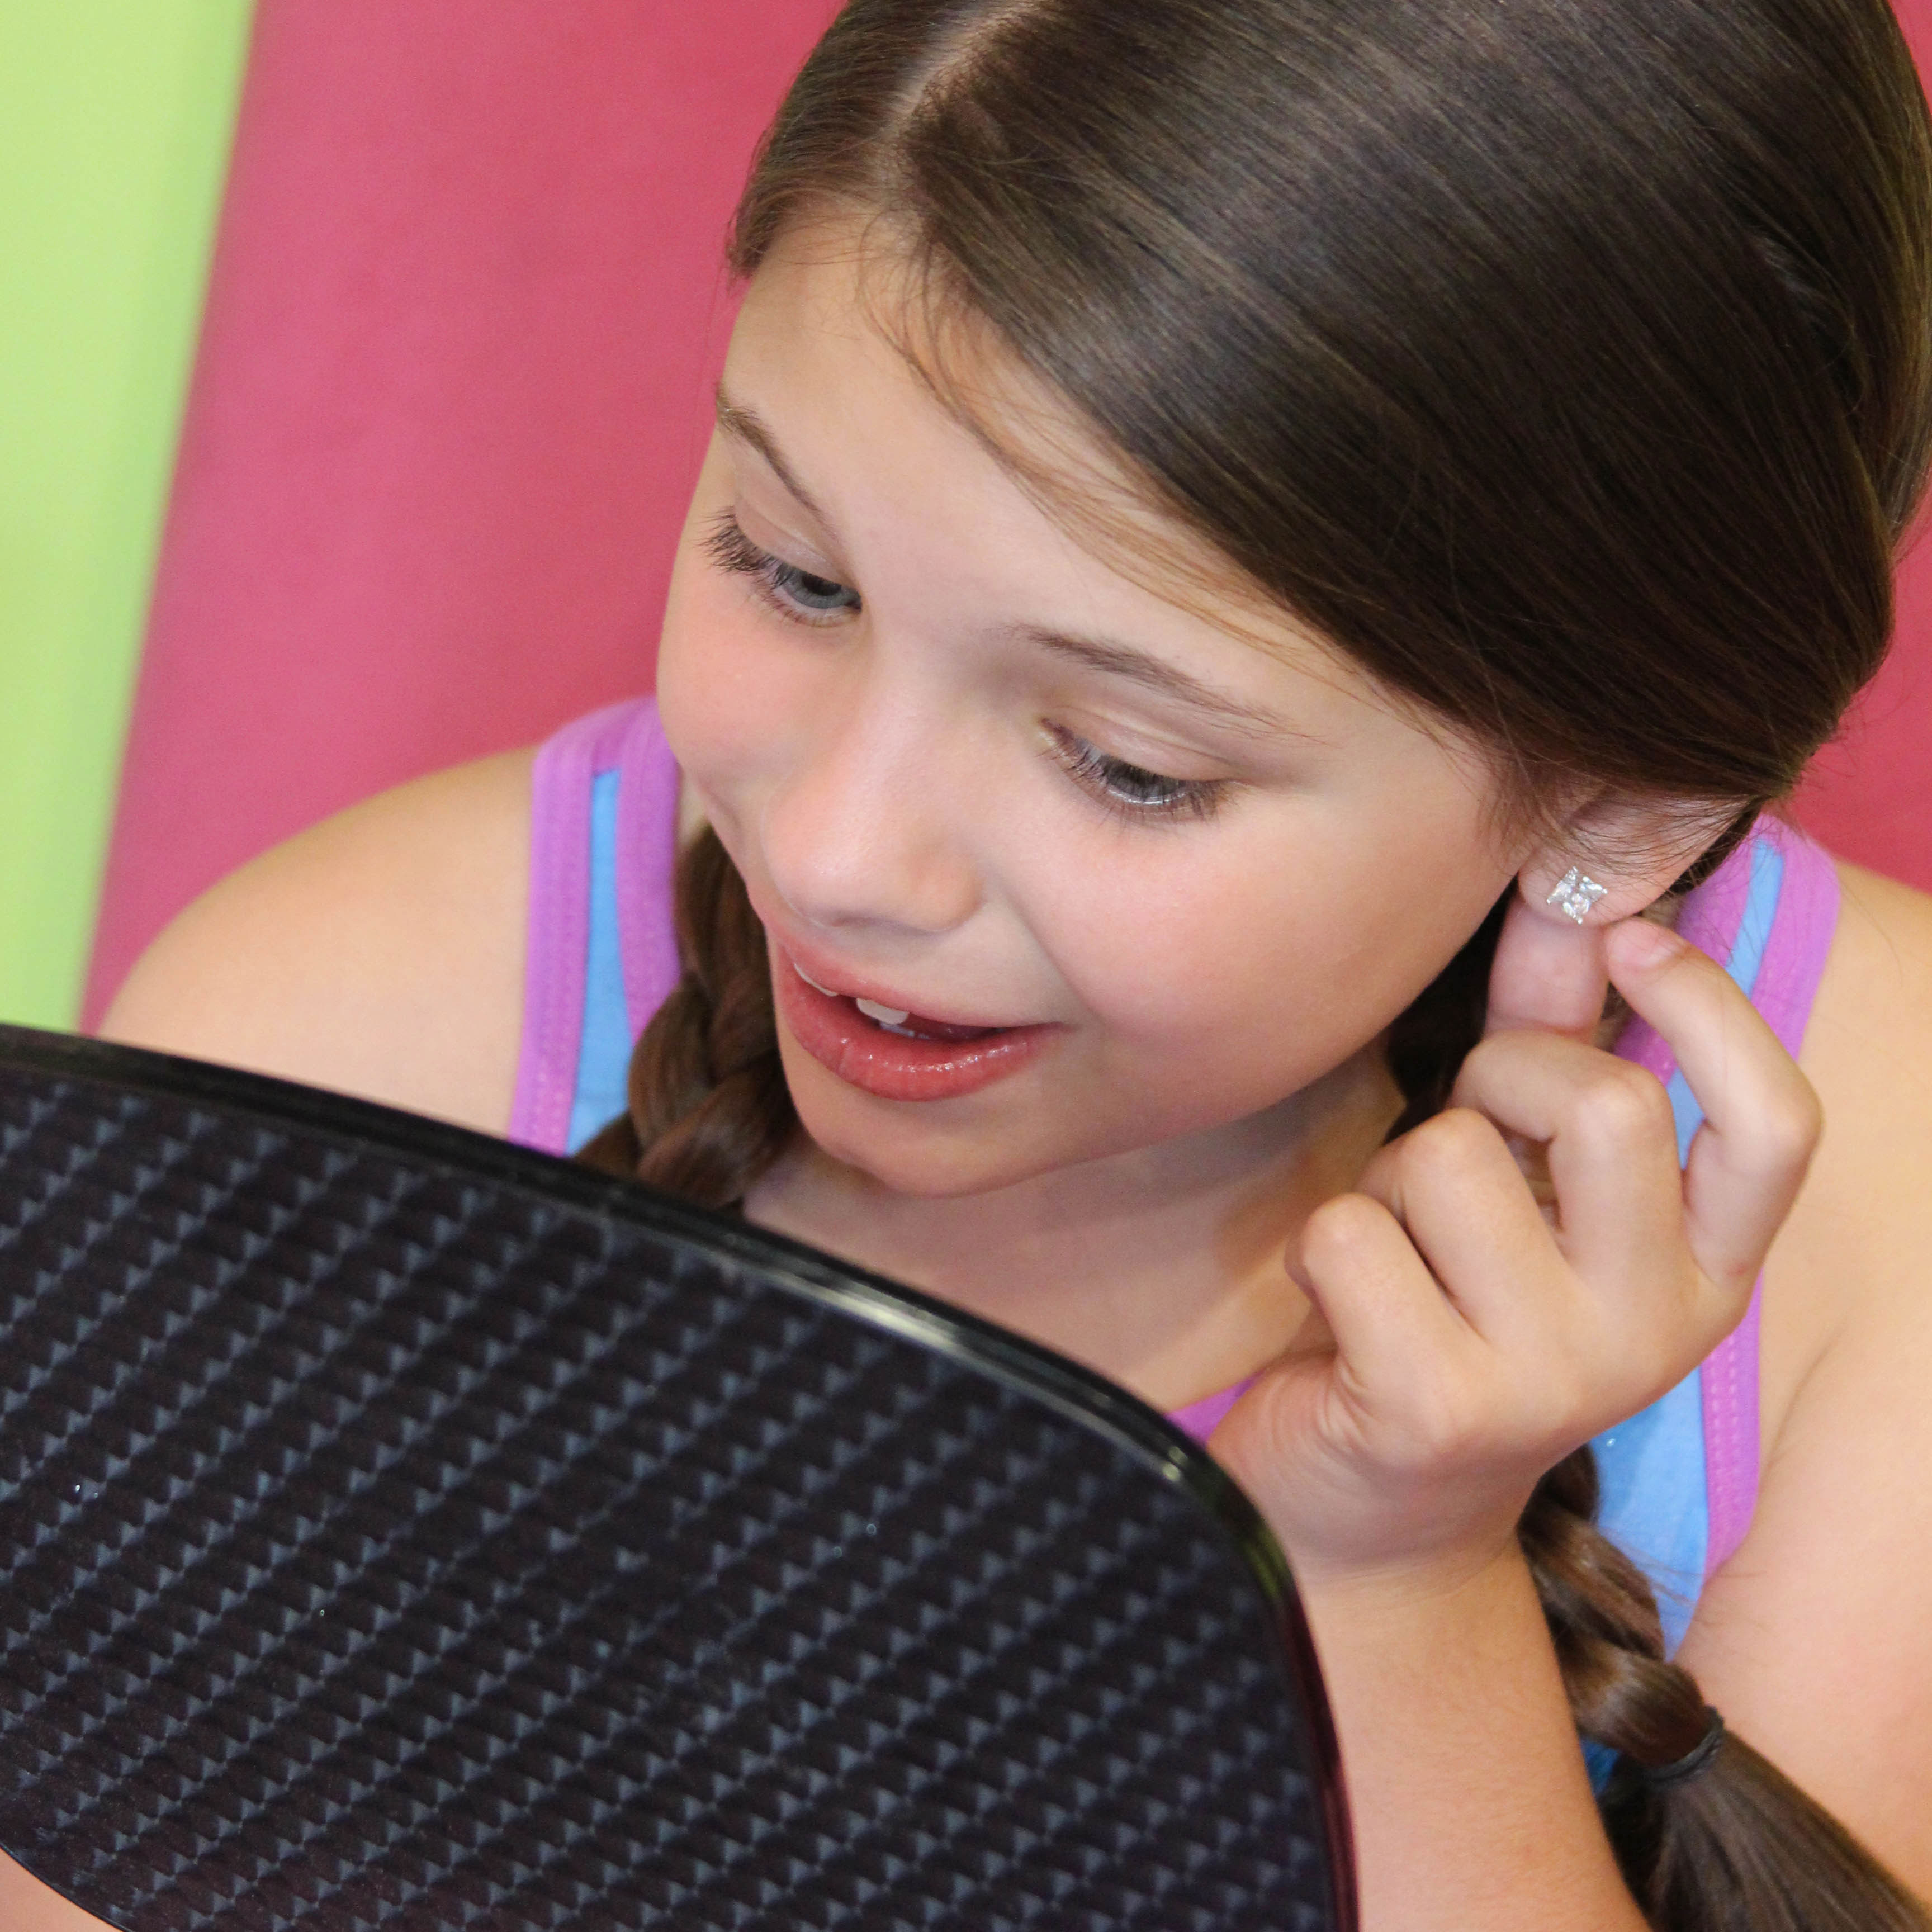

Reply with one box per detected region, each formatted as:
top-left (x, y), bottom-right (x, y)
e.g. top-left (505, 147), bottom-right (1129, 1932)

top-left (1639, 1707), bottom-right (1727, 1792)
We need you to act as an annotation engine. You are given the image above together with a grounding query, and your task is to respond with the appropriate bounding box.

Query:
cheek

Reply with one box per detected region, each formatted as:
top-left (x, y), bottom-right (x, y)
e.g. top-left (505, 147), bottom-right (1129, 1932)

top-left (1035, 807), bottom-right (1505, 1096)
top-left (656, 566), bottom-right (811, 808)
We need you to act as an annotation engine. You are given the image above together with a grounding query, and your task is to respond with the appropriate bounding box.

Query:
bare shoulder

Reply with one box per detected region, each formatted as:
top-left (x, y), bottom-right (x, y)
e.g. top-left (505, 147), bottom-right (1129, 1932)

top-left (1756, 856), bottom-right (1932, 1443)
top-left (100, 750), bottom-right (534, 1135)
top-left (1777, 857), bottom-right (1932, 1332)
top-left (1681, 857), bottom-right (1932, 1883)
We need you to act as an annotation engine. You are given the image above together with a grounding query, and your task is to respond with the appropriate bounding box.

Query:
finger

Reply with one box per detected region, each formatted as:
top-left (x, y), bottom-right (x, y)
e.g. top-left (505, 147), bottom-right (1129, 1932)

top-left (1353, 1110), bottom-right (1573, 1346)
top-left (1484, 888), bottom-right (1612, 1041)
top-left (1290, 1191), bottom-right (1478, 1399)
top-left (1449, 1028), bottom-right (1690, 1289)
top-left (1607, 917), bottom-right (1821, 1292)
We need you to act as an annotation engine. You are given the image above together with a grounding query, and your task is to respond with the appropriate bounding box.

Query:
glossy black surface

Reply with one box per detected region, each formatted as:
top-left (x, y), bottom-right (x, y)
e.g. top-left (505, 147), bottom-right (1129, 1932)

top-left (0, 1026), bottom-right (1351, 1931)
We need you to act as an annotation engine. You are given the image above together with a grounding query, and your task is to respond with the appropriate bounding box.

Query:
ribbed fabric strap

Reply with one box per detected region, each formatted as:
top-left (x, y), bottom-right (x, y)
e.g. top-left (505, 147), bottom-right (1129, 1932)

top-left (1614, 818), bottom-right (1840, 1574)
top-left (508, 702), bottom-right (655, 1155)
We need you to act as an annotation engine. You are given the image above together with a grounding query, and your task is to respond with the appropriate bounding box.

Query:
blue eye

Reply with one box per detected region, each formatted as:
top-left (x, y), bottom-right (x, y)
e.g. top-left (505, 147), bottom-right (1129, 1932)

top-left (1047, 727), bottom-right (1228, 823)
top-left (779, 564), bottom-right (859, 612)
top-left (703, 512), bottom-right (861, 621)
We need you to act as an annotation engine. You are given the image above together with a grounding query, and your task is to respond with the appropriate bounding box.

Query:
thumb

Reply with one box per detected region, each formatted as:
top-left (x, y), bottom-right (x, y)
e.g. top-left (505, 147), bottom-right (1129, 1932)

top-left (1483, 886), bottom-right (1611, 1041)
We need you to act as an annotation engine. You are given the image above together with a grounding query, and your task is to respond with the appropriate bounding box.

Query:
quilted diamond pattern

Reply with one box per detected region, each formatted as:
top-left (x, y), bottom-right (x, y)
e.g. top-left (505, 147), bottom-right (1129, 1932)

top-left (0, 1031), bottom-right (1349, 1931)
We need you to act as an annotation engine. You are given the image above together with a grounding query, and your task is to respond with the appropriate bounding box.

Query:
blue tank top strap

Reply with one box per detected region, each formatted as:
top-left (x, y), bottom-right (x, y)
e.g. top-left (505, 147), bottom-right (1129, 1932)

top-left (512, 697), bottom-right (679, 1156)
top-left (1590, 833), bottom-right (1790, 1655)
top-left (570, 770), bottom-right (633, 1150)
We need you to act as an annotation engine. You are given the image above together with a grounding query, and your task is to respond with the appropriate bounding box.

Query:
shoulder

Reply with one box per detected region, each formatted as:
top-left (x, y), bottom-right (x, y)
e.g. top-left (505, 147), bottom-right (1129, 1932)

top-left (1681, 856), bottom-right (1932, 1884)
top-left (100, 749), bottom-right (536, 1137)
top-left (1756, 855), bottom-right (1932, 1437)
top-left (1776, 858), bottom-right (1932, 1333)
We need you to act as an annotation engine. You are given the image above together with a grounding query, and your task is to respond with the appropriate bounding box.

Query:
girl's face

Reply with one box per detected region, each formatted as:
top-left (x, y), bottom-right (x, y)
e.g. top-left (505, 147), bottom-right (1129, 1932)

top-left (655, 227), bottom-right (1522, 1198)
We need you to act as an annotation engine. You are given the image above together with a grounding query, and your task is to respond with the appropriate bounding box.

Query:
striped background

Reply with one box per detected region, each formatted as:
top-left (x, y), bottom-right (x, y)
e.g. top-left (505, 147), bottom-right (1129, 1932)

top-left (2, 0), bottom-right (1928, 1036)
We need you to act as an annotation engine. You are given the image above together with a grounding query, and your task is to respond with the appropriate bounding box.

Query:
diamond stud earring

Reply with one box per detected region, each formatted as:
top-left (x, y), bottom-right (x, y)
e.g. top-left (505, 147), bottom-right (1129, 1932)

top-left (1547, 866), bottom-right (1609, 924)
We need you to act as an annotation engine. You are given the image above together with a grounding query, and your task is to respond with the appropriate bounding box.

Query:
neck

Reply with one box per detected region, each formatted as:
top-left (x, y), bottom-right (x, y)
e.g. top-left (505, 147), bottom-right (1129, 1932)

top-left (746, 1044), bottom-right (1402, 1410)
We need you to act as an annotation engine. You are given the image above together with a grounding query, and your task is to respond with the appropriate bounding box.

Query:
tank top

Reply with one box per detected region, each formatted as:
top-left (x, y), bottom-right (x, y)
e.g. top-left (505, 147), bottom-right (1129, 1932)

top-left (510, 697), bottom-right (1842, 1677)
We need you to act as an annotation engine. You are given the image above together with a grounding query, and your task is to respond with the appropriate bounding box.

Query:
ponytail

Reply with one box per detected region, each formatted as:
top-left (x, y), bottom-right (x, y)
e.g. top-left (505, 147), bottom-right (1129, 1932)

top-left (585, 827), bottom-right (1929, 1929)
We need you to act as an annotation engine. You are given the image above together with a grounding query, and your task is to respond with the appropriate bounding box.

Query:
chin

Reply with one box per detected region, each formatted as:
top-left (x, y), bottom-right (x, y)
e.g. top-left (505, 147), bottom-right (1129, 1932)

top-left (776, 1041), bottom-right (1250, 1202)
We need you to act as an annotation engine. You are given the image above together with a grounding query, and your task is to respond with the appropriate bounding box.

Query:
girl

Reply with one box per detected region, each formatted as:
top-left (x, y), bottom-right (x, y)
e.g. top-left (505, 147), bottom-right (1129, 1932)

top-left (87, 0), bottom-right (1932, 1925)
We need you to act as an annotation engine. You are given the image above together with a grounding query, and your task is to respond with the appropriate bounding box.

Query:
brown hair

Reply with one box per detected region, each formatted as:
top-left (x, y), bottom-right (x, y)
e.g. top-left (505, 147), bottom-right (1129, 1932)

top-left (581, 1), bottom-right (1932, 1920)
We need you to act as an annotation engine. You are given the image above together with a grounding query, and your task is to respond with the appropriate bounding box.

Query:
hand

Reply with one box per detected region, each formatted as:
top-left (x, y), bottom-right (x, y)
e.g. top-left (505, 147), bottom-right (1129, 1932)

top-left (1210, 891), bottom-right (1822, 1592)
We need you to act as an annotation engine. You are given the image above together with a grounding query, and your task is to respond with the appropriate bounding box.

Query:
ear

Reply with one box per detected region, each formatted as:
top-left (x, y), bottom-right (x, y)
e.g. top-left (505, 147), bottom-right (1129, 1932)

top-left (1487, 793), bottom-right (1735, 1041)
top-left (1517, 789), bottom-right (1737, 927)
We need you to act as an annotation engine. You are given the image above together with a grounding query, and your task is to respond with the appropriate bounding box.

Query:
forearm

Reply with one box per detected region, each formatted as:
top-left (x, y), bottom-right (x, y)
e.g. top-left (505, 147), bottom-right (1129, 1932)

top-left (1299, 1543), bottom-right (1648, 1932)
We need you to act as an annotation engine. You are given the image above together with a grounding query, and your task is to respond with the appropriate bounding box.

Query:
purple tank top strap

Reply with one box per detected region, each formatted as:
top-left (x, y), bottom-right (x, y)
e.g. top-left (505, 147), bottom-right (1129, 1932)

top-left (613, 701), bottom-right (683, 1037)
top-left (1699, 819), bottom-right (1839, 1570)
top-left (1614, 816), bottom-right (1841, 1573)
top-left (1740, 817), bottom-right (1843, 1059)
top-left (509, 699), bottom-right (667, 1154)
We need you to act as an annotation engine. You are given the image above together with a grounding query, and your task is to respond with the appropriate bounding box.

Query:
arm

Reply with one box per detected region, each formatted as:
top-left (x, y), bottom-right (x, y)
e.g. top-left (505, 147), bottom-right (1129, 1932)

top-left (1299, 1541), bottom-right (1645, 1931)
top-left (100, 749), bottom-right (534, 1135)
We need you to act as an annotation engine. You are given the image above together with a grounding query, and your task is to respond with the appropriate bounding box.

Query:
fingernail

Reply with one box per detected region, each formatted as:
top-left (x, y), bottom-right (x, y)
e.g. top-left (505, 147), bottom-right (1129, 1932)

top-left (1612, 917), bottom-right (1687, 968)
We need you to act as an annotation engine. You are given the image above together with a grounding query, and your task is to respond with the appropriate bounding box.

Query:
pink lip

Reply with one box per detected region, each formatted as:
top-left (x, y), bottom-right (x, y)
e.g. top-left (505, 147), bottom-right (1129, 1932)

top-left (771, 948), bottom-right (1058, 1102)
top-left (775, 929), bottom-right (1011, 1034)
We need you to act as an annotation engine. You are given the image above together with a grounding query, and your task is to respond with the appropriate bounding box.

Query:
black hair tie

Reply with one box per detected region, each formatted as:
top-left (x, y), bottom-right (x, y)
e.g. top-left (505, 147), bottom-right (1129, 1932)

top-left (1640, 1707), bottom-right (1727, 1792)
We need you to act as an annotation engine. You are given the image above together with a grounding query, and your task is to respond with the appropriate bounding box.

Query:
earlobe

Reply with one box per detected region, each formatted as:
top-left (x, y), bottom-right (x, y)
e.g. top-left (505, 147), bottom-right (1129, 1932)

top-left (1545, 867), bottom-right (1609, 925)
top-left (1513, 858), bottom-right (1655, 929)
top-left (1518, 796), bottom-right (1739, 928)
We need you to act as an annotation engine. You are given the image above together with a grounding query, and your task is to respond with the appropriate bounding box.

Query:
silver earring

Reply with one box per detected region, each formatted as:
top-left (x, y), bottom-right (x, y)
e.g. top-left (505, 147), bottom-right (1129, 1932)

top-left (1547, 866), bottom-right (1609, 924)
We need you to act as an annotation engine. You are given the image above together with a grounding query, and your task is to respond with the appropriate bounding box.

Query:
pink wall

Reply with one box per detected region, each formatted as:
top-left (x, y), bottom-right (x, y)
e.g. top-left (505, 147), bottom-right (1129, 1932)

top-left (86, 0), bottom-right (839, 1022)
top-left (86, 0), bottom-right (1932, 1021)
top-left (1790, 0), bottom-right (1932, 880)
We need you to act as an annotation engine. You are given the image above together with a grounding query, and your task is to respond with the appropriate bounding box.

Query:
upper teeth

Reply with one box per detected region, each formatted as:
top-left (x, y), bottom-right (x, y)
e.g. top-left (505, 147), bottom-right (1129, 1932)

top-left (794, 962), bottom-right (913, 1028)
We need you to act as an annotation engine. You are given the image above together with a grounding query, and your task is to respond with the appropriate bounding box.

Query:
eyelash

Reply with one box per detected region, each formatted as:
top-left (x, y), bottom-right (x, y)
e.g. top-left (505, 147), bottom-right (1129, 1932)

top-left (1045, 726), bottom-right (1229, 824)
top-left (704, 511), bottom-right (861, 624)
top-left (703, 510), bottom-right (1227, 825)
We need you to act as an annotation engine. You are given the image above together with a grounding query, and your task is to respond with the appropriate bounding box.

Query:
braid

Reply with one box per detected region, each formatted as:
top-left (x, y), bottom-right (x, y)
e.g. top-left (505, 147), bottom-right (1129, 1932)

top-left (1521, 1454), bottom-right (1928, 1928)
top-left (576, 826), bottom-right (797, 1211)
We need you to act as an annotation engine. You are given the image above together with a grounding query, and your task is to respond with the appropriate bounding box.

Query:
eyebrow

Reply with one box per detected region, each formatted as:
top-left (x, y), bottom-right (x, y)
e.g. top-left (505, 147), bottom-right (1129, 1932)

top-left (1020, 628), bottom-right (1293, 738)
top-left (714, 387), bottom-right (836, 531)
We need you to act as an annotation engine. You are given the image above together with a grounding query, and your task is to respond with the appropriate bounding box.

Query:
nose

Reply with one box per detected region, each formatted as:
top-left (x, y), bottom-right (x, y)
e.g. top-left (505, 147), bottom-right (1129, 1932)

top-left (759, 695), bottom-right (985, 941)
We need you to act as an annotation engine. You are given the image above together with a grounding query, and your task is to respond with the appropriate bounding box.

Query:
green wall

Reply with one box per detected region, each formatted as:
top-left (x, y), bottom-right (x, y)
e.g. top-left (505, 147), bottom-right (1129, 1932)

top-left (0, 3), bottom-right (253, 1028)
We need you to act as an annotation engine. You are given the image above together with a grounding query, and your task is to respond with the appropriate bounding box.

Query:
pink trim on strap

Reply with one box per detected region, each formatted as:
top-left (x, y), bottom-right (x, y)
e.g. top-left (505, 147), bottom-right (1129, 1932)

top-left (508, 702), bottom-right (647, 1155)
top-left (1167, 1375), bottom-right (1258, 1445)
top-left (1614, 818), bottom-right (1840, 1576)
top-left (1612, 840), bottom-right (1755, 1088)
top-left (613, 699), bottom-right (683, 1037)
top-left (1699, 821), bottom-right (1840, 1574)
top-left (1743, 819), bottom-right (1843, 1060)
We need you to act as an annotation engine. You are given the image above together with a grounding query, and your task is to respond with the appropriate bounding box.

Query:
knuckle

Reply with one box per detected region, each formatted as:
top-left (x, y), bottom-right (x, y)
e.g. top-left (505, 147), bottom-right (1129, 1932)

top-left (1760, 1083), bottom-right (1824, 1165)
top-left (1301, 1191), bottom-right (1384, 1267)
top-left (1458, 1035), bottom-right (1508, 1086)
top-left (1394, 1382), bottom-right (1481, 1468)
top-left (1573, 1062), bottom-right (1673, 1147)
top-left (1405, 1106), bottom-right (1498, 1180)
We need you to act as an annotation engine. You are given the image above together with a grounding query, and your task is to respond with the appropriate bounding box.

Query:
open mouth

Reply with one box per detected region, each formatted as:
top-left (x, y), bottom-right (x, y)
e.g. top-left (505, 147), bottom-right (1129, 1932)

top-left (773, 950), bottom-right (1053, 1104)
top-left (791, 963), bottom-right (1000, 1045)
